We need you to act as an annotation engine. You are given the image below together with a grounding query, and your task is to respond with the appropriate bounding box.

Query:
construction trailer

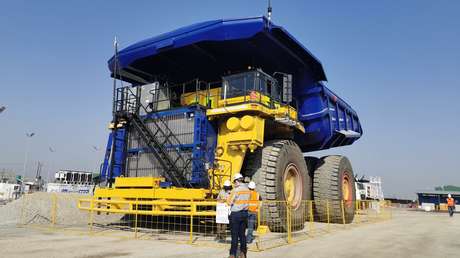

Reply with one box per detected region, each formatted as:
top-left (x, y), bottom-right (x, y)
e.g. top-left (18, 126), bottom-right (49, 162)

top-left (46, 170), bottom-right (96, 194)
top-left (81, 17), bottom-right (363, 229)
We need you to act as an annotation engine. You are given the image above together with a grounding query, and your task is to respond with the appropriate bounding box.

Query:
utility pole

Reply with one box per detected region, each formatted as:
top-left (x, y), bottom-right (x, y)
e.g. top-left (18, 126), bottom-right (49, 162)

top-left (48, 147), bottom-right (56, 184)
top-left (22, 132), bottom-right (35, 179)
top-left (91, 145), bottom-right (102, 175)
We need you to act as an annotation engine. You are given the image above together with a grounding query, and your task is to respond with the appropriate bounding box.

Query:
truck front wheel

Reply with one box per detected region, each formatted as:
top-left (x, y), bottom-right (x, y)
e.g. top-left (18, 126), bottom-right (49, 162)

top-left (243, 139), bottom-right (311, 232)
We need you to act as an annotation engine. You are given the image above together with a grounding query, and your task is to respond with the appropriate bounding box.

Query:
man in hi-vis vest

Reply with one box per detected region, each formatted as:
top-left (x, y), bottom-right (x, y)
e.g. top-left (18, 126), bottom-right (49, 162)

top-left (226, 173), bottom-right (250, 258)
top-left (447, 194), bottom-right (456, 217)
top-left (246, 181), bottom-right (261, 244)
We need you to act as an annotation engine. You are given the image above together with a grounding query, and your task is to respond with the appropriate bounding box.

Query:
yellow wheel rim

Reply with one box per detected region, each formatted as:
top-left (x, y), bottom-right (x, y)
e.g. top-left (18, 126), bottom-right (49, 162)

top-left (283, 163), bottom-right (303, 209)
top-left (342, 173), bottom-right (352, 207)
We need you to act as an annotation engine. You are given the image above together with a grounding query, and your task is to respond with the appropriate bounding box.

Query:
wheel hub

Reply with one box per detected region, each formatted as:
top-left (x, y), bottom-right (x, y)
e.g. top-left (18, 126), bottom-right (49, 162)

top-left (342, 173), bottom-right (353, 207)
top-left (283, 163), bottom-right (303, 209)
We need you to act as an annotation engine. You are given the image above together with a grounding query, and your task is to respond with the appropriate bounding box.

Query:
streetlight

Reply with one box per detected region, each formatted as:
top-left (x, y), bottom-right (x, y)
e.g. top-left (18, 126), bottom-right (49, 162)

top-left (91, 145), bottom-right (102, 175)
top-left (22, 132), bottom-right (35, 179)
top-left (48, 147), bottom-right (56, 183)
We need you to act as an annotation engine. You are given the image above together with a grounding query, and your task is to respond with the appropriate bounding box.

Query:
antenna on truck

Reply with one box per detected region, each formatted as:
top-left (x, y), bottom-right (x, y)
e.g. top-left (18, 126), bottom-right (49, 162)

top-left (108, 36), bottom-right (120, 188)
top-left (112, 36), bottom-right (119, 117)
top-left (267, 0), bottom-right (273, 21)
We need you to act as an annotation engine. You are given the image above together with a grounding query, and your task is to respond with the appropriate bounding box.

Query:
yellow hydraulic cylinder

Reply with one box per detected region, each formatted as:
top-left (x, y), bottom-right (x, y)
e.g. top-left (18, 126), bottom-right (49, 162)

top-left (211, 115), bottom-right (264, 188)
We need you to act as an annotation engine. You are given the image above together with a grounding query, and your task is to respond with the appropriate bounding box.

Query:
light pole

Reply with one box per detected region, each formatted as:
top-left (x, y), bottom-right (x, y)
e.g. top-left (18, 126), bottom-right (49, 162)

top-left (48, 147), bottom-right (56, 183)
top-left (22, 132), bottom-right (35, 180)
top-left (91, 145), bottom-right (102, 174)
top-left (0, 106), bottom-right (5, 114)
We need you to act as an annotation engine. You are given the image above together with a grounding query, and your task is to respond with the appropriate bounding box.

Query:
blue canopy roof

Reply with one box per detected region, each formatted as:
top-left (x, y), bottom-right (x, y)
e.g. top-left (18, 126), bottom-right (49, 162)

top-left (109, 16), bottom-right (327, 84)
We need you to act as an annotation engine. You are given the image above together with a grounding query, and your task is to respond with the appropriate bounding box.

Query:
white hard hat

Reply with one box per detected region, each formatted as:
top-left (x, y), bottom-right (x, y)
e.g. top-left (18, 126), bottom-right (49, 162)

top-left (233, 173), bottom-right (243, 181)
top-left (448, 194), bottom-right (452, 198)
top-left (223, 180), bottom-right (231, 187)
top-left (248, 181), bottom-right (256, 189)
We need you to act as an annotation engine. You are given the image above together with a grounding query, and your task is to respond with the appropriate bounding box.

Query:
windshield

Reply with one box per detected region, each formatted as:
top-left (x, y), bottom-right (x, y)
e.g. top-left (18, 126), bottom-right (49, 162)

top-left (222, 70), bottom-right (280, 102)
top-left (223, 72), bottom-right (256, 98)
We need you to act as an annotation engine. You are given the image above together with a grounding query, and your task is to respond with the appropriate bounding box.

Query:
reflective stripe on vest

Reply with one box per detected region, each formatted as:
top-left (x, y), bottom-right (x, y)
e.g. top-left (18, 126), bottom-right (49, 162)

top-left (233, 191), bottom-right (252, 204)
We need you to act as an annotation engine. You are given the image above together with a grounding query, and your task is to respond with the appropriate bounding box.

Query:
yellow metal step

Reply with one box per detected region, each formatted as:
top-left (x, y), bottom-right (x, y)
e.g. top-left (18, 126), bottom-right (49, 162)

top-left (114, 177), bottom-right (163, 188)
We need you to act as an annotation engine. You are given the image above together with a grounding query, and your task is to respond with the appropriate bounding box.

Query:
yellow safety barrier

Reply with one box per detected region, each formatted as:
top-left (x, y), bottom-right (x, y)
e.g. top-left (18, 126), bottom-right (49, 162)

top-left (17, 193), bottom-right (392, 252)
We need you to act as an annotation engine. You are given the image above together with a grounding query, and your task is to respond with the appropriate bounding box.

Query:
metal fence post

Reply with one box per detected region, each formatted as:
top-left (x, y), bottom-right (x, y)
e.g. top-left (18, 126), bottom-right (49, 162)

top-left (257, 201), bottom-right (261, 249)
top-left (308, 201), bottom-right (314, 235)
top-left (326, 200), bottom-right (330, 232)
top-left (51, 193), bottom-right (57, 227)
top-left (287, 201), bottom-right (292, 244)
top-left (89, 197), bottom-right (94, 234)
top-left (189, 201), bottom-right (194, 244)
top-left (355, 201), bottom-right (360, 224)
top-left (389, 201), bottom-right (393, 220)
top-left (19, 193), bottom-right (27, 226)
top-left (375, 201), bottom-right (379, 221)
top-left (134, 198), bottom-right (138, 239)
top-left (341, 200), bottom-right (346, 226)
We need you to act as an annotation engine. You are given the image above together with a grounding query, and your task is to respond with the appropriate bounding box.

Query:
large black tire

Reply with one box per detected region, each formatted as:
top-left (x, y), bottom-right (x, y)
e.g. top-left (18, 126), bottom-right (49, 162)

top-left (242, 140), bottom-right (311, 232)
top-left (312, 155), bottom-right (355, 224)
top-left (304, 156), bottom-right (320, 179)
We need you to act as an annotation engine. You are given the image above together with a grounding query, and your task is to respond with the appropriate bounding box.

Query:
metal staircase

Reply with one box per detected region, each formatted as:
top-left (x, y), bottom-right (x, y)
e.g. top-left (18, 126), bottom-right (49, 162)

top-left (128, 113), bottom-right (191, 187)
top-left (115, 86), bottom-right (191, 187)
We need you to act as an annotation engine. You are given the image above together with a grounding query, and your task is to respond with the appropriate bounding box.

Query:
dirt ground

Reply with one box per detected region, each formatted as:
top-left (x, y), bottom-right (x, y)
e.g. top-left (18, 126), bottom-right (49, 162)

top-left (1, 209), bottom-right (459, 258)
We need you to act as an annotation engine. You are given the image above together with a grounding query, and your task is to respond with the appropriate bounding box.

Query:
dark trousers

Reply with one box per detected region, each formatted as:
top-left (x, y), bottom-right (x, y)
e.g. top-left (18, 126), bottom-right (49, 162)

top-left (448, 206), bottom-right (455, 217)
top-left (216, 223), bottom-right (227, 240)
top-left (229, 210), bottom-right (248, 256)
top-left (247, 212), bottom-right (257, 243)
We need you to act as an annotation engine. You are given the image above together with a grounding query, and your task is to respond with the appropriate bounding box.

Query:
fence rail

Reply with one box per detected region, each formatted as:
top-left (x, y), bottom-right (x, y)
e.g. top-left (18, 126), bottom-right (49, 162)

top-left (17, 193), bottom-right (392, 251)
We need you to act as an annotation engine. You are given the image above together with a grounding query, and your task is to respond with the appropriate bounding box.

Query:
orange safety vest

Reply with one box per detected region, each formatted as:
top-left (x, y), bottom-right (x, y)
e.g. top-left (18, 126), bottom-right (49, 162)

top-left (447, 197), bottom-right (455, 207)
top-left (248, 191), bottom-right (260, 213)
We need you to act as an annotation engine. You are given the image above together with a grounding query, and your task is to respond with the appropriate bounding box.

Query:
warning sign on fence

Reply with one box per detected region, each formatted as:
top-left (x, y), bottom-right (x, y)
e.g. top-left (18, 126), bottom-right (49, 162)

top-left (215, 203), bottom-right (230, 224)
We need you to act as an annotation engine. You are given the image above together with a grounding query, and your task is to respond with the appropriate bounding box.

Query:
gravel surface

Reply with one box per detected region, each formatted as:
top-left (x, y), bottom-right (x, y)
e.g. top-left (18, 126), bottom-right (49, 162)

top-left (0, 195), bottom-right (24, 225)
top-left (1, 209), bottom-right (460, 258)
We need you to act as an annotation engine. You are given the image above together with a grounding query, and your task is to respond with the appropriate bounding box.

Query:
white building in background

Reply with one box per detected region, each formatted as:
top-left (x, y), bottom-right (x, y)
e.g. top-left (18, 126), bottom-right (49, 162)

top-left (46, 170), bottom-right (95, 194)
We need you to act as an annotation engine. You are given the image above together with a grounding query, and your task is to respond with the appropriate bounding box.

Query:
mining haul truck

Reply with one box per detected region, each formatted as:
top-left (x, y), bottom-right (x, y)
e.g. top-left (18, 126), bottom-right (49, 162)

top-left (80, 17), bottom-right (363, 230)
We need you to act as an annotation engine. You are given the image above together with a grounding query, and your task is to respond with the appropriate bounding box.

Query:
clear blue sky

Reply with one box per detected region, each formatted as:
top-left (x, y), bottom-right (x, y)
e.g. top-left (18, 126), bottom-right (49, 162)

top-left (0, 0), bottom-right (459, 198)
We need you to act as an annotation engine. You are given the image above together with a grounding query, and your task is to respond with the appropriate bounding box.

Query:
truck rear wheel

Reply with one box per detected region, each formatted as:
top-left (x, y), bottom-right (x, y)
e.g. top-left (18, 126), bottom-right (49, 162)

top-left (312, 155), bottom-right (355, 224)
top-left (243, 140), bottom-right (311, 232)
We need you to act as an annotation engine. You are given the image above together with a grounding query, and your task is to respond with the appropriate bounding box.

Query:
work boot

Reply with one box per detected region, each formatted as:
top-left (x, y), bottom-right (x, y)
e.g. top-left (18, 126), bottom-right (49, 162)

top-left (228, 255), bottom-right (236, 258)
top-left (238, 253), bottom-right (246, 258)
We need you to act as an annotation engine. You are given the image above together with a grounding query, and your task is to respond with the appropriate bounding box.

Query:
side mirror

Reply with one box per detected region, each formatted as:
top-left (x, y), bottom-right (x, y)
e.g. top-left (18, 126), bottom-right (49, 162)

top-left (282, 74), bottom-right (292, 103)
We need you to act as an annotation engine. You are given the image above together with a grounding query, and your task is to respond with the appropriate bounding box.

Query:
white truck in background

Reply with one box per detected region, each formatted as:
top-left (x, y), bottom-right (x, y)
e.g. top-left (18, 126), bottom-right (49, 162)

top-left (0, 183), bottom-right (20, 203)
top-left (355, 176), bottom-right (384, 201)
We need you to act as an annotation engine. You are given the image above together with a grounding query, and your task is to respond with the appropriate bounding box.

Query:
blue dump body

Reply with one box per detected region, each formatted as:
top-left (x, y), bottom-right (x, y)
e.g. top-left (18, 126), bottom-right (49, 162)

top-left (295, 83), bottom-right (362, 152)
top-left (102, 17), bottom-right (362, 181)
